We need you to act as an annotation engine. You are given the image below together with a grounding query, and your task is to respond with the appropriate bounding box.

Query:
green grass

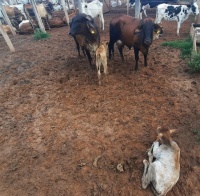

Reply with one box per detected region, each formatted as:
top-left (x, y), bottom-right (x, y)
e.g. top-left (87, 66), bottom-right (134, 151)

top-left (161, 37), bottom-right (200, 72)
top-left (161, 37), bottom-right (193, 58)
top-left (193, 129), bottom-right (200, 142)
top-left (33, 28), bottom-right (51, 40)
top-left (188, 53), bottom-right (200, 72)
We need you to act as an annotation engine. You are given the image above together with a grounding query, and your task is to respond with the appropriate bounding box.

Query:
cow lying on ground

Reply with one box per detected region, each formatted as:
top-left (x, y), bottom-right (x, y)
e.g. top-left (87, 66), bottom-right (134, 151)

top-left (108, 15), bottom-right (163, 71)
top-left (24, 3), bottom-right (52, 30)
top-left (155, 2), bottom-right (199, 35)
top-left (129, 0), bottom-right (178, 19)
top-left (96, 41), bottom-right (108, 85)
top-left (80, 0), bottom-right (104, 30)
top-left (0, 25), bottom-right (16, 35)
top-left (69, 13), bottom-right (100, 68)
top-left (18, 20), bottom-right (34, 34)
top-left (142, 126), bottom-right (180, 196)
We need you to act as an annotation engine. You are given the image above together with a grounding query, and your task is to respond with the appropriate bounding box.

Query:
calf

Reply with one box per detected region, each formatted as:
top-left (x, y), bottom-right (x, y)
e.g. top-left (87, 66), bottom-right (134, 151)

top-left (69, 13), bottom-right (100, 67)
top-left (155, 2), bottom-right (199, 35)
top-left (129, 0), bottom-right (178, 19)
top-left (109, 15), bottom-right (163, 71)
top-left (142, 126), bottom-right (180, 196)
top-left (96, 41), bottom-right (108, 85)
top-left (80, 0), bottom-right (104, 30)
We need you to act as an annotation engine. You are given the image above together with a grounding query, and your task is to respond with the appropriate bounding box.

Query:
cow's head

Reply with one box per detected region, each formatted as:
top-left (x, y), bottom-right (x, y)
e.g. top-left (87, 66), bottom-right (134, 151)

top-left (134, 18), bottom-right (155, 45)
top-left (156, 126), bottom-right (176, 144)
top-left (191, 2), bottom-right (199, 15)
top-left (85, 15), bottom-right (100, 52)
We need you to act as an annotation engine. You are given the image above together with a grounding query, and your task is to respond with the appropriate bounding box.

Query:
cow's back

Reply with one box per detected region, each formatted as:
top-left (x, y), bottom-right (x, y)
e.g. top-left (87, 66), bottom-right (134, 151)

top-left (110, 15), bottom-right (141, 47)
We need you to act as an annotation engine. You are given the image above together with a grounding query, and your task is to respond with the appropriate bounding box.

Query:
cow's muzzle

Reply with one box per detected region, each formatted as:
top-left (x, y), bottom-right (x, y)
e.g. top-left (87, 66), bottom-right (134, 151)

top-left (144, 39), bottom-right (152, 45)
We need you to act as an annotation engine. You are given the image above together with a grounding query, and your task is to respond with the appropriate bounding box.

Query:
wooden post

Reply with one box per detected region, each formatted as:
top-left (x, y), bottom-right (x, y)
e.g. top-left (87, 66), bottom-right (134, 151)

top-left (0, 20), bottom-right (15, 52)
top-left (135, 0), bottom-right (140, 19)
top-left (61, 0), bottom-right (69, 25)
top-left (0, 2), bottom-right (16, 35)
top-left (77, 0), bottom-right (82, 13)
top-left (30, 0), bottom-right (46, 32)
top-left (71, 0), bottom-right (76, 10)
top-left (127, 0), bottom-right (129, 15)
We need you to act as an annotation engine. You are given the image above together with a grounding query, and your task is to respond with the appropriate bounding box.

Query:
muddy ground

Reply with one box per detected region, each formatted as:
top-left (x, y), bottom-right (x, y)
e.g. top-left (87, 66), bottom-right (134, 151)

top-left (0, 6), bottom-right (200, 196)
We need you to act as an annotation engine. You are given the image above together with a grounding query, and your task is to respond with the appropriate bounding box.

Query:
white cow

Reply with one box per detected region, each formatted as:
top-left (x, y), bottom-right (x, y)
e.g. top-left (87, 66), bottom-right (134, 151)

top-left (80, 0), bottom-right (104, 30)
top-left (155, 2), bottom-right (199, 35)
top-left (142, 126), bottom-right (180, 196)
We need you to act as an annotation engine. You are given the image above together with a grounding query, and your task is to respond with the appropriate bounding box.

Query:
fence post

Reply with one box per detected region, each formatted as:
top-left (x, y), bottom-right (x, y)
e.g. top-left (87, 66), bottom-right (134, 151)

top-left (135, 0), bottom-right (140, 19)
top-left (0, 2), bottom-right (17, 36)
top-left (30, 0), bottom-right (46, 32)
top-left (0, 20), bottom-right (15, 52)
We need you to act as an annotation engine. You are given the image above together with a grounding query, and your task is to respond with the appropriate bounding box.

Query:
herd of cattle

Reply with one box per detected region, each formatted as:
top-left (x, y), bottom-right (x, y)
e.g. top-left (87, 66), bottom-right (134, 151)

top-left (0, 1), bottom-right (75, 34)
top-left (1, 1), bottom-right (198, 195)
top-left (68, 2), bottom-right (197, 193)
top-left (69, 1), bottom-right (199, 84)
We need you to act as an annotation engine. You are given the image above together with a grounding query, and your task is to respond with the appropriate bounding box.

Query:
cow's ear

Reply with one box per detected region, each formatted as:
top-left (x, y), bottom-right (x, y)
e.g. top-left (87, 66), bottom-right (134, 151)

top-left (87, 22), bottom-right (97, 34)
top-left (134, 24), bottom-right (143, 34)
top-left (154, 24), bottom-right (163, 35)
top-left (86, 15), bottom-right (92, 21)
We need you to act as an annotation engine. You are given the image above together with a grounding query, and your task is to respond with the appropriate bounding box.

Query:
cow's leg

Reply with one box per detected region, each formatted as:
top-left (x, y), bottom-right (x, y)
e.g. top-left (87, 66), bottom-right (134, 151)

top-left (151, 141), bottom-right (160, 158)
top-left (99, 13), bottom-right (104, 30)
top-left (155, 15), bottom-right (162, 24)
top-left (177, 21), bottom-right (181, 36)
top-left (85, 49), bottom-right (93, 69)
top-left (96, 57), bottom-right (101, 85)
top-left (75, 40), bottom-right (81, 58)
top-left (143, 48), bottom-right (149, 67)
top-left (142, 159), bottom-right (151, 189)
top-left (108, 41), bottom-right (115, 59)
top-left (102, 58), bottom-right (108, 83)
top-left (140, 8), bottom-right (143, 19)
top-left (81, 47), bottom-right (86, 57)
top-left (143, 7), bottom-right (147, 17)
top-left (118, 44), bottom-right (124, 62)
top-left (134, 47), bottom-right (139, 72)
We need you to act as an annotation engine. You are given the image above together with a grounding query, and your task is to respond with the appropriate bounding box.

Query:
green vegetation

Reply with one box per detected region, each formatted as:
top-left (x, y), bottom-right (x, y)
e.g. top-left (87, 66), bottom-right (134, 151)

top-left (161, 37), bottom-right (192, 58)
top-left (193, 129), bottom-right (200, 142)
top-left (33, 28), bottom-right (51, 40)
top-left (188, 53), bottom-right (200, 72)
top-left (161, 37), bottom-right (200, 72)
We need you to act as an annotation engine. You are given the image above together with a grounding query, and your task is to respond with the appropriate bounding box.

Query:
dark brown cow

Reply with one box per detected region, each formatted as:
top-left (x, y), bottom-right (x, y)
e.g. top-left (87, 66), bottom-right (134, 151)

top-left (108, 15), bottom-right (163, 71)
top-left (69, 13), bottom-right (100, 68)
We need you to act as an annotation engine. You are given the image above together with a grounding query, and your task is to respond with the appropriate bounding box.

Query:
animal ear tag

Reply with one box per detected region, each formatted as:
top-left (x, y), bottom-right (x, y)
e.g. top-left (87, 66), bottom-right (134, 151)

top-left (90, 29), bottom-right (95, 34)
top-left (87, 22), bottom-right (96, 34)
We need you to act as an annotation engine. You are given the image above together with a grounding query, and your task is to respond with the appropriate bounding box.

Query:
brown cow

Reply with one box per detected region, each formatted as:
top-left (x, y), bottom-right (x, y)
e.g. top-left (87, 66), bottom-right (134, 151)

top-left (108, 15), bottom-right (163, 71)
top-left (0, 25), bottom-right (16, 35)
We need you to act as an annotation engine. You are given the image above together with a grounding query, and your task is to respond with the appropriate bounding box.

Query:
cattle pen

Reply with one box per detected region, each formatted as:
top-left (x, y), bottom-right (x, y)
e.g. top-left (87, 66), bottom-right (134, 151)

top-left (0, 1), bottom-right (200, 196)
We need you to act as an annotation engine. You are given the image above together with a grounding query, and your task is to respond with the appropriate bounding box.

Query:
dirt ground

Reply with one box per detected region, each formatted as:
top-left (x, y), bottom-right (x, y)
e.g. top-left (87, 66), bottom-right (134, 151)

top-left (0, 6), bottom-right (200, 196)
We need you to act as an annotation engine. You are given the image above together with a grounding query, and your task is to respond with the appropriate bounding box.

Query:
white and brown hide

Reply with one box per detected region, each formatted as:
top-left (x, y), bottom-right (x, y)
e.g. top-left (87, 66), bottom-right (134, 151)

top-left (0, 25), bottom-right (16, 35)
top-left (19, 20), bottom-right (34, 34)
top-left (49, 17), bottom-right (65, 28)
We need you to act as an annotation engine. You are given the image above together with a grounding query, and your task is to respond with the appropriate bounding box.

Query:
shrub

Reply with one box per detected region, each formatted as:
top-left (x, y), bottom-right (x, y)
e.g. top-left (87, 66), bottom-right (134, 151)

top-left (33, 28), bottom-right (51, 40)
top-left (188, 53), bottom-right (200, 72)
